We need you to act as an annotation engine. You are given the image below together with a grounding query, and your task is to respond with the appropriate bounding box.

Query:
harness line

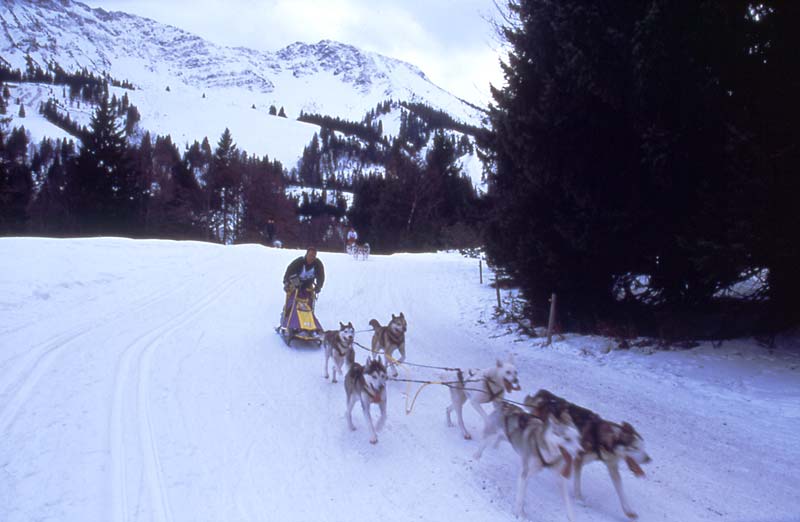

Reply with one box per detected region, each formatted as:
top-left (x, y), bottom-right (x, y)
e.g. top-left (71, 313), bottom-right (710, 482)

top-left (351, 338), bottom-right (528, 413)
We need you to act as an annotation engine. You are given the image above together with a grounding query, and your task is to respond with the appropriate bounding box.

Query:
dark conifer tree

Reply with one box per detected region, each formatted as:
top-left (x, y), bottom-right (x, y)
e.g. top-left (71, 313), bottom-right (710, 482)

top-left (485, 1), bottom-right (642, 329)
top-left (0, 127), bottom-right (33, 234)
top-left (207, 128), bottom-right (241, 243)
top-left (486, 0), bottom-right (799, 334)
top-left (66, 95), bottom-right (138, 234)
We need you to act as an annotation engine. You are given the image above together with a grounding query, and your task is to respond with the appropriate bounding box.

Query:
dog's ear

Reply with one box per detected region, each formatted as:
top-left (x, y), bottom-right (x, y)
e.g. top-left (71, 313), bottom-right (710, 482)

top-left (340, 321), bottom-right (345, 328)
top-left (621, 421), bottom-right (639, 442)
top-left (400, 312), bottom-right (405, 318)
top-left (392, 313), bottom-right (397, 320)
top-left (347, 321), bottom-right (353, 328)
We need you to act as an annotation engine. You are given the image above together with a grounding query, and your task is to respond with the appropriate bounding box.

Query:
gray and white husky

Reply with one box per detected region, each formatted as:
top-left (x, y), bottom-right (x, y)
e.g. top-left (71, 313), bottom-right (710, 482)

top-left (477, 401), bottom-right (583, 521)
top-left (369, 313), bottom-right (407, 377)
top-left (322, 321), bottom-right (355, 383)
top-left (445, 359), bottom-right (521, 440)
top-left (526, 389), bottom-right (651, 520)
top-left (344, 356), bottom-right (388, 444)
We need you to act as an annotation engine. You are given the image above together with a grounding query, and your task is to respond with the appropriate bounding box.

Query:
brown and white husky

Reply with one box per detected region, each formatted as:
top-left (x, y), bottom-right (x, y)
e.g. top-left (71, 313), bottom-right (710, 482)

top-left (526, 389), bottom-right (651, 520)
top-left (322, 321), bottom-right (355, 383)
top-left (369, 313), bottom-right (407, 376)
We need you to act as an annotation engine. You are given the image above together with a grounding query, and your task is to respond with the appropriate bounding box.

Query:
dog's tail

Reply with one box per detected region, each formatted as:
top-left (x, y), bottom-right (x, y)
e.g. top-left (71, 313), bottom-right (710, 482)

top-left (369, 319), bottom-right (381, 330)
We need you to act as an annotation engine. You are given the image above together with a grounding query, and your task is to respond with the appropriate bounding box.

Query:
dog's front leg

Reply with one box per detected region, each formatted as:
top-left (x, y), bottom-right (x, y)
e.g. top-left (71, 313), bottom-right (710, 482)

top-left (514, 457), bottom-right (531, 518)
top-left (560, 475), bottom-right (576, 522)
top-left (606, 460), bottom-right (637, 519)
top-left (474, 409), bottom-right (501, 460)
top-left (361, 398), bottom-right (379, 444)
top-left (345, 394), bottom-right (357, 431)
top-left (323, 350), bottom-right (330, 380)
top-left (388, 353), bottom-right (399, 377)
top-left (573, 455), bottom-right (585, 502)
top-left (470, 399), bottom-right (490, 437)
top-left (376, 397), bottom-right (387, 432)
top-left (473, 431), bottom-right (502, 460)
top-left (449, 389), bottom-right (471, 439)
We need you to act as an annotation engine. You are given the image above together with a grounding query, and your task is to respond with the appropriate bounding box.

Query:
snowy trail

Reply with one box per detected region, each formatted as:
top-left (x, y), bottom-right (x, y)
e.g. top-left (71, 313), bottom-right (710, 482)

top-left (1, 238), bottom-right (798, 522)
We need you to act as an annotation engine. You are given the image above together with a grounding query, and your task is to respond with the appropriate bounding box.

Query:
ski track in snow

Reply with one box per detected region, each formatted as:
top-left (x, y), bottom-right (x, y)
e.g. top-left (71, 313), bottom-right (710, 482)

top-left (0, 271), bottom-right (203, 436)
top-left (110, 273), bottom-right (243, 522)
top-left (0, 238), bottom-right (798, 522)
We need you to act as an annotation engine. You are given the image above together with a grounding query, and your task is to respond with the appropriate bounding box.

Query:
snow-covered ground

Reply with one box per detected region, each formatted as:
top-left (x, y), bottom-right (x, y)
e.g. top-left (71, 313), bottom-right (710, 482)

top-left (1, 238), bottom-right (798, 522)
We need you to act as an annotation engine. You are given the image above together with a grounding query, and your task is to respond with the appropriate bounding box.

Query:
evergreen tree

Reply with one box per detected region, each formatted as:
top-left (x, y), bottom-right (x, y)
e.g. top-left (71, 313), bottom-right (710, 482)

top-left (298, 134), bottom-right (322, 187)
top-left (207, 128), bottom-right (241, 243)
top-left (18, 103), bottom-right (25, 118)
top-left (278, 106), bottom-right (287, 118)
top-left (29, 153), bottom-right (71, 235)
top-left (125, 105), bottom-right (141, 136)
top-left (486, 0), bottom-right (799, 334)
top-left (486, 1), bottom-right (643, 329)
top-left (66, 95), bottom-right (138, 234)
top-left (0, 127), bottom-right (33, 233)
top-left (269, 105), bottom-right (277, 116)
top-left (740, 1), bottom-right (800, 327)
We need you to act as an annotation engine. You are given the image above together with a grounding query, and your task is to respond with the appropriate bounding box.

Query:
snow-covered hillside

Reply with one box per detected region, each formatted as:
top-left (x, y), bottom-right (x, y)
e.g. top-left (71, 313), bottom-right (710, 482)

top-left (5, 81), bottom-right (322, 169)
top-left (0, 0), bottom-right (483, 124)
top-left (1, 0), bottom-right (487, 186)
top-left (1, 237), bottom-right (798, 522)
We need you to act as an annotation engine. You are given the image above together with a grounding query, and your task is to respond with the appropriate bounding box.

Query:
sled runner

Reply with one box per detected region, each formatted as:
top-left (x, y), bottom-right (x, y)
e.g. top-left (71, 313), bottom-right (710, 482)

top-left (276, 278), bottom-right (323, 347)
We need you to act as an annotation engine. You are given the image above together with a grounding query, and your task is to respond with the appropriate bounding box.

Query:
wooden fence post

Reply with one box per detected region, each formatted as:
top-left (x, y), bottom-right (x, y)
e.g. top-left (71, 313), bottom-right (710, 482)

top-left (496, 278), bottom-right (502, 310)
top-left (546, 293), bottom-right (557, 346)
top-left (479, 258), bottom-right (483, 284)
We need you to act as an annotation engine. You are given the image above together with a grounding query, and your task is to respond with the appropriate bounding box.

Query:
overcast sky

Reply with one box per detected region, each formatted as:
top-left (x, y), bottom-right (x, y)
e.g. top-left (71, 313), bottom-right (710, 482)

top-left (83, 0), bottom-right (508, 106)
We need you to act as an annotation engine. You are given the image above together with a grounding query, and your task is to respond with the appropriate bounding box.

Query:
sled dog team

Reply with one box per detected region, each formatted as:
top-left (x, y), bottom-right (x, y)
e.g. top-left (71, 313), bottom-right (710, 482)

top-left (321, 314), bottom-right (651, 521)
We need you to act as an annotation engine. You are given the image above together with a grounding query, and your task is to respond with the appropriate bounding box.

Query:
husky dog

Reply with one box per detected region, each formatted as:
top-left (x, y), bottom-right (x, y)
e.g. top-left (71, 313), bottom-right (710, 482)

top-left (322, 322), bottom-right (355, 383)
top-left (526, 389), bottom-right (651, 520)
top-left (480, 401), bottom-right (583, 520)
top-left (344, 356), bottom-right (388, 444)
top-left (368, 313), bottom-right (407, 376)
top-left (445, 359), bottom-right (521, 440)
top-left (355, 243), bottom-right (370, 260)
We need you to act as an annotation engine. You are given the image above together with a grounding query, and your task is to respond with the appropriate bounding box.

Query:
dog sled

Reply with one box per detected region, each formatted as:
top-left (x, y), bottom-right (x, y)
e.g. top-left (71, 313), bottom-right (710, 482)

top-left (276, 276), bottom-right (324, 347)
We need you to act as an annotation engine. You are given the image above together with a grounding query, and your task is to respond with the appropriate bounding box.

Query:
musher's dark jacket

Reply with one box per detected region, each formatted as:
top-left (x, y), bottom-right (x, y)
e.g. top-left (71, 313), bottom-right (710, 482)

top-left (283, 256), bottom-right (325, 292)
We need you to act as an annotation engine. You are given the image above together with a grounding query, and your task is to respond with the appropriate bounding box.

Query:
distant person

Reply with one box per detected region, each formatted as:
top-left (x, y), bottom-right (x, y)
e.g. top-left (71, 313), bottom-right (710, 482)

top-left (346, 227), bottom-right (358, 253)
top-left (265, 219), bottom-right (276, 243)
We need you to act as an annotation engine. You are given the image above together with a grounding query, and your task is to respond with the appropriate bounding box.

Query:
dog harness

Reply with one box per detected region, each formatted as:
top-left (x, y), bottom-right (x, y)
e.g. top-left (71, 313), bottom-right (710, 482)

top-left (364, 384), bottom-right (382, 404)
top-left (483, 375), bottom-right (504, 402)
top-left (504, 409), bottom-right (559, 468)
top-left (382, 327), bottom-right (404, 346)
top-left (333, 337), bottom-right (352, 358)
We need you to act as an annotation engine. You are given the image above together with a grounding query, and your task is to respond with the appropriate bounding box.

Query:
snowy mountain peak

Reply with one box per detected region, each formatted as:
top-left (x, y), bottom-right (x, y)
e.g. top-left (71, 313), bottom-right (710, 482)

top-left (0, 0), bottom-right (481, 124)
top-left (276, 39), bottom-right (429, 88)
